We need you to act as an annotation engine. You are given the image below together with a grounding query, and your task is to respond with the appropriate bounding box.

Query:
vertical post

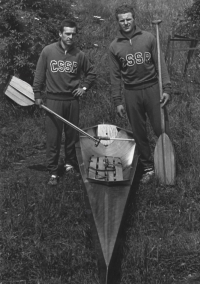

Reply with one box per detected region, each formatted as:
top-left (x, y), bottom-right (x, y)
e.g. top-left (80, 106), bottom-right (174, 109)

top-left (183, 39), bottom-right (198, 77)
top-left (165, 34), bottom-right (172, 76)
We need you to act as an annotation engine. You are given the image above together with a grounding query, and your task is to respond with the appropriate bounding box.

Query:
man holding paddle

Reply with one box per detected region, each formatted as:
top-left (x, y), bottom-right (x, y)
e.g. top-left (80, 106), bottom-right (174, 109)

top-left (109, 4), bottom-right (171, 184)
top-left (33, 19), bottom-right (96, 185)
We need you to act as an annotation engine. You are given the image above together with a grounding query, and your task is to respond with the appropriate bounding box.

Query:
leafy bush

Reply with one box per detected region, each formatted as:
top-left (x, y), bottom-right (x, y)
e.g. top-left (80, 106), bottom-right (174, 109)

top-left (0, 0), bottom-right (73, 89)
top-left (174, 0), bottom-right (200, 38)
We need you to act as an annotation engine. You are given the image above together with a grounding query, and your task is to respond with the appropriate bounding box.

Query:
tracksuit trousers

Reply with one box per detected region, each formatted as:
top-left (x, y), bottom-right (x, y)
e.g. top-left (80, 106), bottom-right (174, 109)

top-left (124, 82), bottom-right (169, 170)
top-left (46, 98), bottom-right (79, 176)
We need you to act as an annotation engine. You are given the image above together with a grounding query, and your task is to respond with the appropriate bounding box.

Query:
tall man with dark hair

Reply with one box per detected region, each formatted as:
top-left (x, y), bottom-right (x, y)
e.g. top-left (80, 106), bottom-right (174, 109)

top-left (33, 19), bottom-right (96, 185)
top-left (109, 4), bottom-right (171, 183)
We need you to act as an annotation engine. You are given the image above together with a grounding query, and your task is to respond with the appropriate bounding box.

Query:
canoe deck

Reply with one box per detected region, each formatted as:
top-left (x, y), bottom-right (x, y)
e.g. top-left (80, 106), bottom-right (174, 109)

top-left (76, 124), bottom-right (139, 280)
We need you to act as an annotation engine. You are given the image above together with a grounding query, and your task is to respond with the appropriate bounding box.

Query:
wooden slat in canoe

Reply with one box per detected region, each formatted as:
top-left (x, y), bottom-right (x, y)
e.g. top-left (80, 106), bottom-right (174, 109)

top-left (97, 157), bottom-right (107, 180)
top-left (113, 157), bottom-right (123, 181)
top-left (107, 157), bottom-right (114, 181)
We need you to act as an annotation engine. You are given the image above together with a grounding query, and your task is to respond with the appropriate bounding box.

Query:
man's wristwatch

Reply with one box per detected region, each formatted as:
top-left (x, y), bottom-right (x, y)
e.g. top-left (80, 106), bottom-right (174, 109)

top-left (82, 87), bottom-right (87, 91)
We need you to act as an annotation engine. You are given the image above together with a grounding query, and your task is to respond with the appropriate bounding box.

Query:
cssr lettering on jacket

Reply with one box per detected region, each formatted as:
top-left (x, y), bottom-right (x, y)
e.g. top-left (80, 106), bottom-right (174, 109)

top-left (50, 60), bottom-right (78, 73)
top-left (120, 52), bottom-right (151, 68)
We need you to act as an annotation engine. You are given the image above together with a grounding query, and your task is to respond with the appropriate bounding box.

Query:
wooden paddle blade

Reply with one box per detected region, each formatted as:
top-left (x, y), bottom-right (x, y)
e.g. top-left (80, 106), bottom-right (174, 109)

top-left (4, 76), bottom-right (35, 106)
top-left (154, 133), bottom-right (176, 185)
top-left (9, 76), bottom-right (34, 99)
top-left (5, 84), bottom-right (34, 106)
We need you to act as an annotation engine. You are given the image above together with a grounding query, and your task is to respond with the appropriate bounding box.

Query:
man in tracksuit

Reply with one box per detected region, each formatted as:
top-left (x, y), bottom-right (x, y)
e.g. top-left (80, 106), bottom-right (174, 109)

top-left (33, 19), bottom-right (96, 185)
top-left (109, 4), bottom-right (171, 183)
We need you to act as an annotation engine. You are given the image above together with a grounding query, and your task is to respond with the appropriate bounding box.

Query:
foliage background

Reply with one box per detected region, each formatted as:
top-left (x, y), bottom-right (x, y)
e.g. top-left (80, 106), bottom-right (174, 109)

top-left (1, 0), bottom-right (200, 283)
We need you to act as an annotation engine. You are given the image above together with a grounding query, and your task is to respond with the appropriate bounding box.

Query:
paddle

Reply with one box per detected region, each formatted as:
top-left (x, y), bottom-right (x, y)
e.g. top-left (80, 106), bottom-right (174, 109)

top-left (4, 76), bottom-right (135, 146)
top-left (152, 20), bottom-right (176, 185)
top-left (4, 76), bottom-right (99, 144)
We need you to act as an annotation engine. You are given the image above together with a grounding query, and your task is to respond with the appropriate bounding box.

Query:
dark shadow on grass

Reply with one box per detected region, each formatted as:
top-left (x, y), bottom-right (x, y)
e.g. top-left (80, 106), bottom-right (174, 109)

top-left (28, 164), bottom-right (47, 171)
top-left (28, 163), bottom-right (65, 176)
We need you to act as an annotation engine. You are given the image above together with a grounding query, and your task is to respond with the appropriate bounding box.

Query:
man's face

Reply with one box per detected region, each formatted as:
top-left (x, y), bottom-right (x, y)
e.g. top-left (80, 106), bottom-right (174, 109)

top-left (117, 12), bottom-right (135, 34)
top-left (59, 27), bottom-right (77, 47)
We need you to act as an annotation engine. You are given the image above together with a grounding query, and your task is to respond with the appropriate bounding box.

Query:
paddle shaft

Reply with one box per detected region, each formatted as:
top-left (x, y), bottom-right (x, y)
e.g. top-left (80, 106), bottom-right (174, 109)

top-left (80, 135), bottom-right (134, 142)
top-left (154, 21), bottom-right (165, 133)
top-left (41, 105), bottom-right (98, 143)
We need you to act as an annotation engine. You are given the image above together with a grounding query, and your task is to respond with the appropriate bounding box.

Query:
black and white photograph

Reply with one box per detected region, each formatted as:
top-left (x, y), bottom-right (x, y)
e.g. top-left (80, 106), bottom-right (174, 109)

top-left (1, 0), bottom-right (200, 283)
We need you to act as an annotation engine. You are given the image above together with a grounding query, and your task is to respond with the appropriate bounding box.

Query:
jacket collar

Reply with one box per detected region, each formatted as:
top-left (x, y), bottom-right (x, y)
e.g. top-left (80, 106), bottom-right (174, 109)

top-left (116, 26), bottom-right (142, 40)
top-left (58, 40), bottom-right (75, 52)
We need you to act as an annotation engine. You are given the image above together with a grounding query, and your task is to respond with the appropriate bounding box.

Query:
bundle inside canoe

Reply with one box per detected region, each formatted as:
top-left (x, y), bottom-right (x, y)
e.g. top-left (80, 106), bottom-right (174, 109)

top-left (88, 156), bottom-right (124, 182)
top-left (76, 124), bottom-right (139, 282)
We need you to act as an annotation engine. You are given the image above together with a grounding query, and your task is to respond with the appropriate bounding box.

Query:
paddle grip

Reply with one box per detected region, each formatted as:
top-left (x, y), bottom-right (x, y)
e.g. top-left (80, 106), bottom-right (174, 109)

top-left (152, 20), bottom-right (162, 25)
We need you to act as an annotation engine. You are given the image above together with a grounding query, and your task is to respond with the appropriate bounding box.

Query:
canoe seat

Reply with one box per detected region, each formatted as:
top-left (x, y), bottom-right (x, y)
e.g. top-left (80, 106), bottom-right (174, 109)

top-left (88, 156), bottom-right (123, 181)
top-left (97, 124), bottom-right (118, 146)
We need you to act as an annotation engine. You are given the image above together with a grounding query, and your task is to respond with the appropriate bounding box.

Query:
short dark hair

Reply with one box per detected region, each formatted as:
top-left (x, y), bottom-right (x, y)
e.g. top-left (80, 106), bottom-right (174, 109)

top-left (59, 19), bottom-right (77, 33)
top-left (115, 4), bottom-right (135, 20)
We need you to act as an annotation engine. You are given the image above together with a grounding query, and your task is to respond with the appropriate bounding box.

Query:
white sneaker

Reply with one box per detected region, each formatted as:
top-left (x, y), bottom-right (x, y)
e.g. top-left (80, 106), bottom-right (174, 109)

top-left (141, 170), bottom-right (154, 184)
top-left (64, 164), bottom-right (74, 172)
top-left (48, 175), bottom-right (59, 185)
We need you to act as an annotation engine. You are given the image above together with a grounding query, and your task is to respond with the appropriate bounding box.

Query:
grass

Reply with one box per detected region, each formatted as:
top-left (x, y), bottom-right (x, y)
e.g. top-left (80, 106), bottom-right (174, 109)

top-left (0, 168), bottom-right (99, 283)
top-left (1, 0), bottom-right (200, 283)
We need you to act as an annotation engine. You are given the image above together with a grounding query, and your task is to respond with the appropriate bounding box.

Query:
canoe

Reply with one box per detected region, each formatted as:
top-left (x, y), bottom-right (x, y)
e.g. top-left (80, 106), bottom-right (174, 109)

top-left (75, 124), bottom-right (138, 283)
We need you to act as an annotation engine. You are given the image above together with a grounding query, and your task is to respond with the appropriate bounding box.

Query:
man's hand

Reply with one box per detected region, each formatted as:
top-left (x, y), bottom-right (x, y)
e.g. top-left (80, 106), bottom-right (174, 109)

top-left (160, 93), bottom-right (170, 108)
top-left (117, 105), bottom-right (126, 118)
top-left (73, 88), bottom-right (86, 97)
top-left (35, 99), bottom-right (43, 108)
